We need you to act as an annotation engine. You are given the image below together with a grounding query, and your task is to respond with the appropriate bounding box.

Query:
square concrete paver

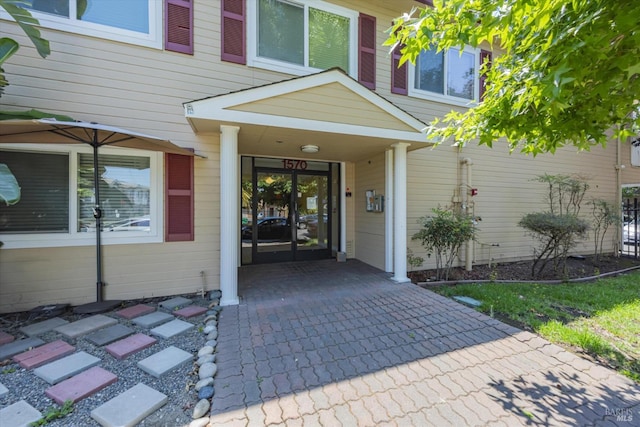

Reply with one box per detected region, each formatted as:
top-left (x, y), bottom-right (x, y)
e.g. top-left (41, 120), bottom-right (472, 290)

top-left (0, 400), bottom-right (42, 427)
top-left (45, 366), bottom-right (117, 404)
top-left (158, 297), bottom-right (191, 311)
top-left (85, 324), bottom-right (134, 346)
top-left (33, 351), bottom-right (101, 385)
top-left (105, 334), bottom-right (157, 360)
top-left (19, 317), bottom-right (69, 337)
top-left (0, 381), bottom-right (8, 398)
top-left (91, 383), bottom-right (167, 427)
top-left (137, 346), bottom-right (192, 378)
top-left (132, 312), bottom-right (174, 328)
top-left (150, 319), bottom-right (194, 339)
top-left (116, 304), bottom-right (156, 320)
top-left (0, 337), bottom-right (45, 361)
top-left (54, 314), bottom-right (117, 339)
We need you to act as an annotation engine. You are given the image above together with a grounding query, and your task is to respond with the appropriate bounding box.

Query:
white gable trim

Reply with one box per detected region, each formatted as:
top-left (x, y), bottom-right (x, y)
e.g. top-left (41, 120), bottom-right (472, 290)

top-left (184, 69), bottom-right (429, 136)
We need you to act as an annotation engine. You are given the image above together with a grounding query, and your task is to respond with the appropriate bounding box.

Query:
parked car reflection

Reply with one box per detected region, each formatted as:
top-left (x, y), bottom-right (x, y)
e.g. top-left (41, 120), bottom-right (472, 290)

top-left (107, 216), bottom-right (150, 232)
top-left (242, 217), bottom-right (291, 241)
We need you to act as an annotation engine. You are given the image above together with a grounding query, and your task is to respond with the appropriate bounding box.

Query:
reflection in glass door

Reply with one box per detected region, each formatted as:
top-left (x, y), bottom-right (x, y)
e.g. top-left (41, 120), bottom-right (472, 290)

top-left (296, 174), bottom-right (329, 257)
top-left (240, 157), bottom-right (338, 264)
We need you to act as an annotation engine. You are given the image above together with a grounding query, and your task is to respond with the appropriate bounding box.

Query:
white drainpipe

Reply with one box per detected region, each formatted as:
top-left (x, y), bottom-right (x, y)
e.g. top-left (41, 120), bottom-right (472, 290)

top-left (461, 158), bottom-right (473, 271)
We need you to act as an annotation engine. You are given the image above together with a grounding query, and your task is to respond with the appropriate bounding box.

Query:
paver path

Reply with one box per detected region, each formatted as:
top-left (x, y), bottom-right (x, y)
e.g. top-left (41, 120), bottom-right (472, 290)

top-left (210, 259), bottom-right (640, 426)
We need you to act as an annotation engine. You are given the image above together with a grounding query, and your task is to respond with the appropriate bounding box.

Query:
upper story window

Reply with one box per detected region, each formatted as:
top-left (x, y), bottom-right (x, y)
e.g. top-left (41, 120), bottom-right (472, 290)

top-left (13, 0), bottom-right (162, 49)
top-left (410, 47), bottom-right (479, 106)
top-left (248, 0), bottom-right (358, 77)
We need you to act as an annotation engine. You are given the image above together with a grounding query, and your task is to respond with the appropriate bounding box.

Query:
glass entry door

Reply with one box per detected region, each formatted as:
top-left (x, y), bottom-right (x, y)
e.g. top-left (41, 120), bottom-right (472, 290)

top-left (241, 157), bottom-right (337, 264)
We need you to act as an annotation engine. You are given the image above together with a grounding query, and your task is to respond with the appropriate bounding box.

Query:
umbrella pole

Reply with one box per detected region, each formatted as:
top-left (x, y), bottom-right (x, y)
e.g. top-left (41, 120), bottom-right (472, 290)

top-left (92, 138), bottom-right (104, 302)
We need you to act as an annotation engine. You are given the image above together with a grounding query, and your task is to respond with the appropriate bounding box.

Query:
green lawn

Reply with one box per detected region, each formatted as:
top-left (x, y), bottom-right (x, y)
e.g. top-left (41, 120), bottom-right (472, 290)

top-left (434, 272), bottom-right (640, 382)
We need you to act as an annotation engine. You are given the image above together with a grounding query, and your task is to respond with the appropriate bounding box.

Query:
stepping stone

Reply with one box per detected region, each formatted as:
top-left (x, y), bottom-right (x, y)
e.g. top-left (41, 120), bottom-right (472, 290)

top-left (0, 381), bottom-right (8, 398)
top-left (19, 317), bottom-right (69, 337)
top-left (173, 305), bottom-right (207, 318)
top-left (137, 346), bottom-right (192, 378)
top-left (54, 314), bottom-right (117, 339)
top-left (0, 331), bottom-right (15, 345)
top-left (132, 312), bottom-right (174, 328)
top-left (0, 400), bottom-right (42, 427)
top-left (0, 337), bottom-right (45, 361)
top-left (33, 351), bottom-right (101, 385)
top-left (45, 366), bottom-right (117, 404)
top-left (159, 296), bottom-right (192, 311)
top-left (91, 383), bottom-right (167, 427)
top-left (116, 304), bottom-right (155, 320)
top-left (105, 334), bottom-right (157, 360)
top-left (150, 319), bottom-right (194, 339)
top-left (13, 340), bottom-right (75, 369)
top-left (85, 324), bottom-right (134, 346)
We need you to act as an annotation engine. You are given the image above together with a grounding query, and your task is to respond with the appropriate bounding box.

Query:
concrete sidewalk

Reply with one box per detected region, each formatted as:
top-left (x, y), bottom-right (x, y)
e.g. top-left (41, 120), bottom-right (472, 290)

top-left (209, 259), bottom-right (640, 426)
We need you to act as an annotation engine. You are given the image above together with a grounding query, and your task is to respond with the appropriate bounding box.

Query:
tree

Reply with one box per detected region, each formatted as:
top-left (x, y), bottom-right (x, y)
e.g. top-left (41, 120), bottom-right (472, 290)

top-left (385, 0), bottom-right (640, 155)
top-left (0, 0), bottom-right (50, 96)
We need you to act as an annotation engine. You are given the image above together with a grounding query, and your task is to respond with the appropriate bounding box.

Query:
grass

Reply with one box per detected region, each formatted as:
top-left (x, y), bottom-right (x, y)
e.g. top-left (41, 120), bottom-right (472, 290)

top-left (434, 271), bottom-right (640, 383)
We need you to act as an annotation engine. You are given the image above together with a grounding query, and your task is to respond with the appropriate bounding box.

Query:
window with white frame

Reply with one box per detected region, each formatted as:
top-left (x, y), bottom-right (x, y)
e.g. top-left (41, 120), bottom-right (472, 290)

top-left (9, 0), bottom-right (162, 48)
top-left (410, 47), bottom-right (479, 105)
top-left (0, 147), bottom-right (162, 249)
top-left (249, 0), bottom-right (358, 77)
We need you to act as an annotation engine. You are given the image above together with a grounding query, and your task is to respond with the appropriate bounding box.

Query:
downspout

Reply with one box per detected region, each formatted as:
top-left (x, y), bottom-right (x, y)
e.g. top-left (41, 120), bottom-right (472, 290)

top-left (461, 158), bottom-right (473, 271)
top-left (615, 131), bottom-right (623, 256)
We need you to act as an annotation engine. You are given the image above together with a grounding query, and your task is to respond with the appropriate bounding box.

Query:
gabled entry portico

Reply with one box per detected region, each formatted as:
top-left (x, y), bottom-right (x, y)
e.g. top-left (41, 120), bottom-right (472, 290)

top-left (184, 69), bottom-right (431, 306)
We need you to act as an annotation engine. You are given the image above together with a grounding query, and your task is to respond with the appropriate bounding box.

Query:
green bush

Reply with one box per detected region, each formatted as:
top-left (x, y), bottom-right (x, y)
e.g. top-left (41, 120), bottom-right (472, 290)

top-left (412, 208), bottom-right (475, 280)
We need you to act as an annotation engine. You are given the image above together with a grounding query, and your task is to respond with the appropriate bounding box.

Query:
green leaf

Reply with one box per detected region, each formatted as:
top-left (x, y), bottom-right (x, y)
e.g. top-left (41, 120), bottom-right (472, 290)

top-left (0, 0), bottom-right (50, 58)
top-left (0, 163), bottom-right (21, 206)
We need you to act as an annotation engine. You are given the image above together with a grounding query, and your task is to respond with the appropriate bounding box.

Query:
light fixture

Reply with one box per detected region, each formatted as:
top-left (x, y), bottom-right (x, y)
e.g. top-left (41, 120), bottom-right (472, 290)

top-left (300, 144), bottom-right (319, 153)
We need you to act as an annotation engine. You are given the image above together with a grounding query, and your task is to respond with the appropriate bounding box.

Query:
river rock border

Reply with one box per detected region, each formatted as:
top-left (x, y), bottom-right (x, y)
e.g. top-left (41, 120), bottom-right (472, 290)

top-left (189, 289), bottom-right (222, 426)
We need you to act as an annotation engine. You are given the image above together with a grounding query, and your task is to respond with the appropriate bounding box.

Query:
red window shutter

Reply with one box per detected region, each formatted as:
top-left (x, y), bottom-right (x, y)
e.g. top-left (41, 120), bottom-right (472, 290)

top-left (165, 0), bottom-right (193, 54)
top-left (165, 153), bottom-right (194, 242)
top-left (391, 45), bottom-right (408, 95)
top-left (479, 49), bottom-right (492, 100)
top-left (221, 0), bottom-right (246, 64)
top-left (358, 13), bottom-right (376, 90)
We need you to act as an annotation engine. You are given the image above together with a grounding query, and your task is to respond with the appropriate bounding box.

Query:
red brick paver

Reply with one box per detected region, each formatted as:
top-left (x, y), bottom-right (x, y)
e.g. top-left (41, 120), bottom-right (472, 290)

top-left (105, 333), bottom-right (156, 360)
top-left (12, 340), bottom-right (75, 369)
top-left (173, 305), bottom-right (207, 318)
top-left (45, 366), bottom-right (117, 404)
top-left (115, 304), bottom-right (155, 320)
top-left (0, 331), bottom-right (14, 345)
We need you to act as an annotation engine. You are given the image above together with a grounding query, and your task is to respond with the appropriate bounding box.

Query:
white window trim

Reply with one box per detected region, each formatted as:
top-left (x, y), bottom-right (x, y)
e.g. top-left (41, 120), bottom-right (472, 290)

top-left (0, 144), bottom-right (164, 249)
top-left (409, 46), bottom-right (480, 108)
top-left (247, 0), bottom-right (359, 78)
top-left (0, 1), bottom-right (162, 49)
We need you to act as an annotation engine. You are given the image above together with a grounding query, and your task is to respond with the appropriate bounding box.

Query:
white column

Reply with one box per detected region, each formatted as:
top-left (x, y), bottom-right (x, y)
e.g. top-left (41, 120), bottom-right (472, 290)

top-left (392, 142), bottom-right (410, 282)
top-left (220, 125), bottom-right (240, 306)
top-left (340, 162), bottom-right (347, 253)
top-left (385, 149), bottom-right (394, 273)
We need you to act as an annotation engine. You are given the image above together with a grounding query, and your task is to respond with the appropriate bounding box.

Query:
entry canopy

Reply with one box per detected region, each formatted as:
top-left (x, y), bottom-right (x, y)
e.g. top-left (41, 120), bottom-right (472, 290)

top-left (184, 68), bottom-right (434, 162)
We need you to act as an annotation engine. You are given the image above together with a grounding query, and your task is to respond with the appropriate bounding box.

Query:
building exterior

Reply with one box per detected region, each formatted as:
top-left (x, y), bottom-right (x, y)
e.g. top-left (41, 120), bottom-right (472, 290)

top-left (1, 0), bottom-right (638, 313)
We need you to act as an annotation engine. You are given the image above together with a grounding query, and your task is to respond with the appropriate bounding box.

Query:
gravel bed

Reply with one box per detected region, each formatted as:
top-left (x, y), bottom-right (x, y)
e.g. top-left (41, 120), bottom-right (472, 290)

top-left (0, 293), bottom-right (213, 427)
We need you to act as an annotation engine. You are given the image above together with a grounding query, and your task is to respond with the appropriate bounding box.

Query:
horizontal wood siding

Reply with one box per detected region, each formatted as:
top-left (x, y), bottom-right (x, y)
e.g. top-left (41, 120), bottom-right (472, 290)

top-left (354, 154), bottom-right (386, 269)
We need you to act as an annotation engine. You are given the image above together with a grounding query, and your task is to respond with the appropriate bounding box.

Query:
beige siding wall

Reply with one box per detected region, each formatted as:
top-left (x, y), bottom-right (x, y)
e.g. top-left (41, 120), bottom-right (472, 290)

top-left (344, 162), bottom-right (356, 258)
top-left (354, 153), bottom-right (386, 269)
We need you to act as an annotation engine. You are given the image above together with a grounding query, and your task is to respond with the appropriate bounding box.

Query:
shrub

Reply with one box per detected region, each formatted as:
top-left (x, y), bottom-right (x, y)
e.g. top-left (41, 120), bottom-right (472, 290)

top-left (412, 208), bottom-right (475, 280)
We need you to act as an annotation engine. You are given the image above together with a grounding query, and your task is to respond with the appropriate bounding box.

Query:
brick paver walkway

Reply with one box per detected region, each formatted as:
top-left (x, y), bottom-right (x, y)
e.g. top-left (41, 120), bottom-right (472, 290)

top-left (210, 259), bottom-right (640, 426)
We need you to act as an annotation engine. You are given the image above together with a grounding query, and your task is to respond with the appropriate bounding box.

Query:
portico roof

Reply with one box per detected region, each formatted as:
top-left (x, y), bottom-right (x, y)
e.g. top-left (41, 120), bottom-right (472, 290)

top-left (184, 68), bottom-right (433, 162)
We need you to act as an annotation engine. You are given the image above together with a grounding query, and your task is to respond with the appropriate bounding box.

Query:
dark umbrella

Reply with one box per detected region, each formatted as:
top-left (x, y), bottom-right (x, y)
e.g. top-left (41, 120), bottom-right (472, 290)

top-left (0, 117), bottom-right (196, 305)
